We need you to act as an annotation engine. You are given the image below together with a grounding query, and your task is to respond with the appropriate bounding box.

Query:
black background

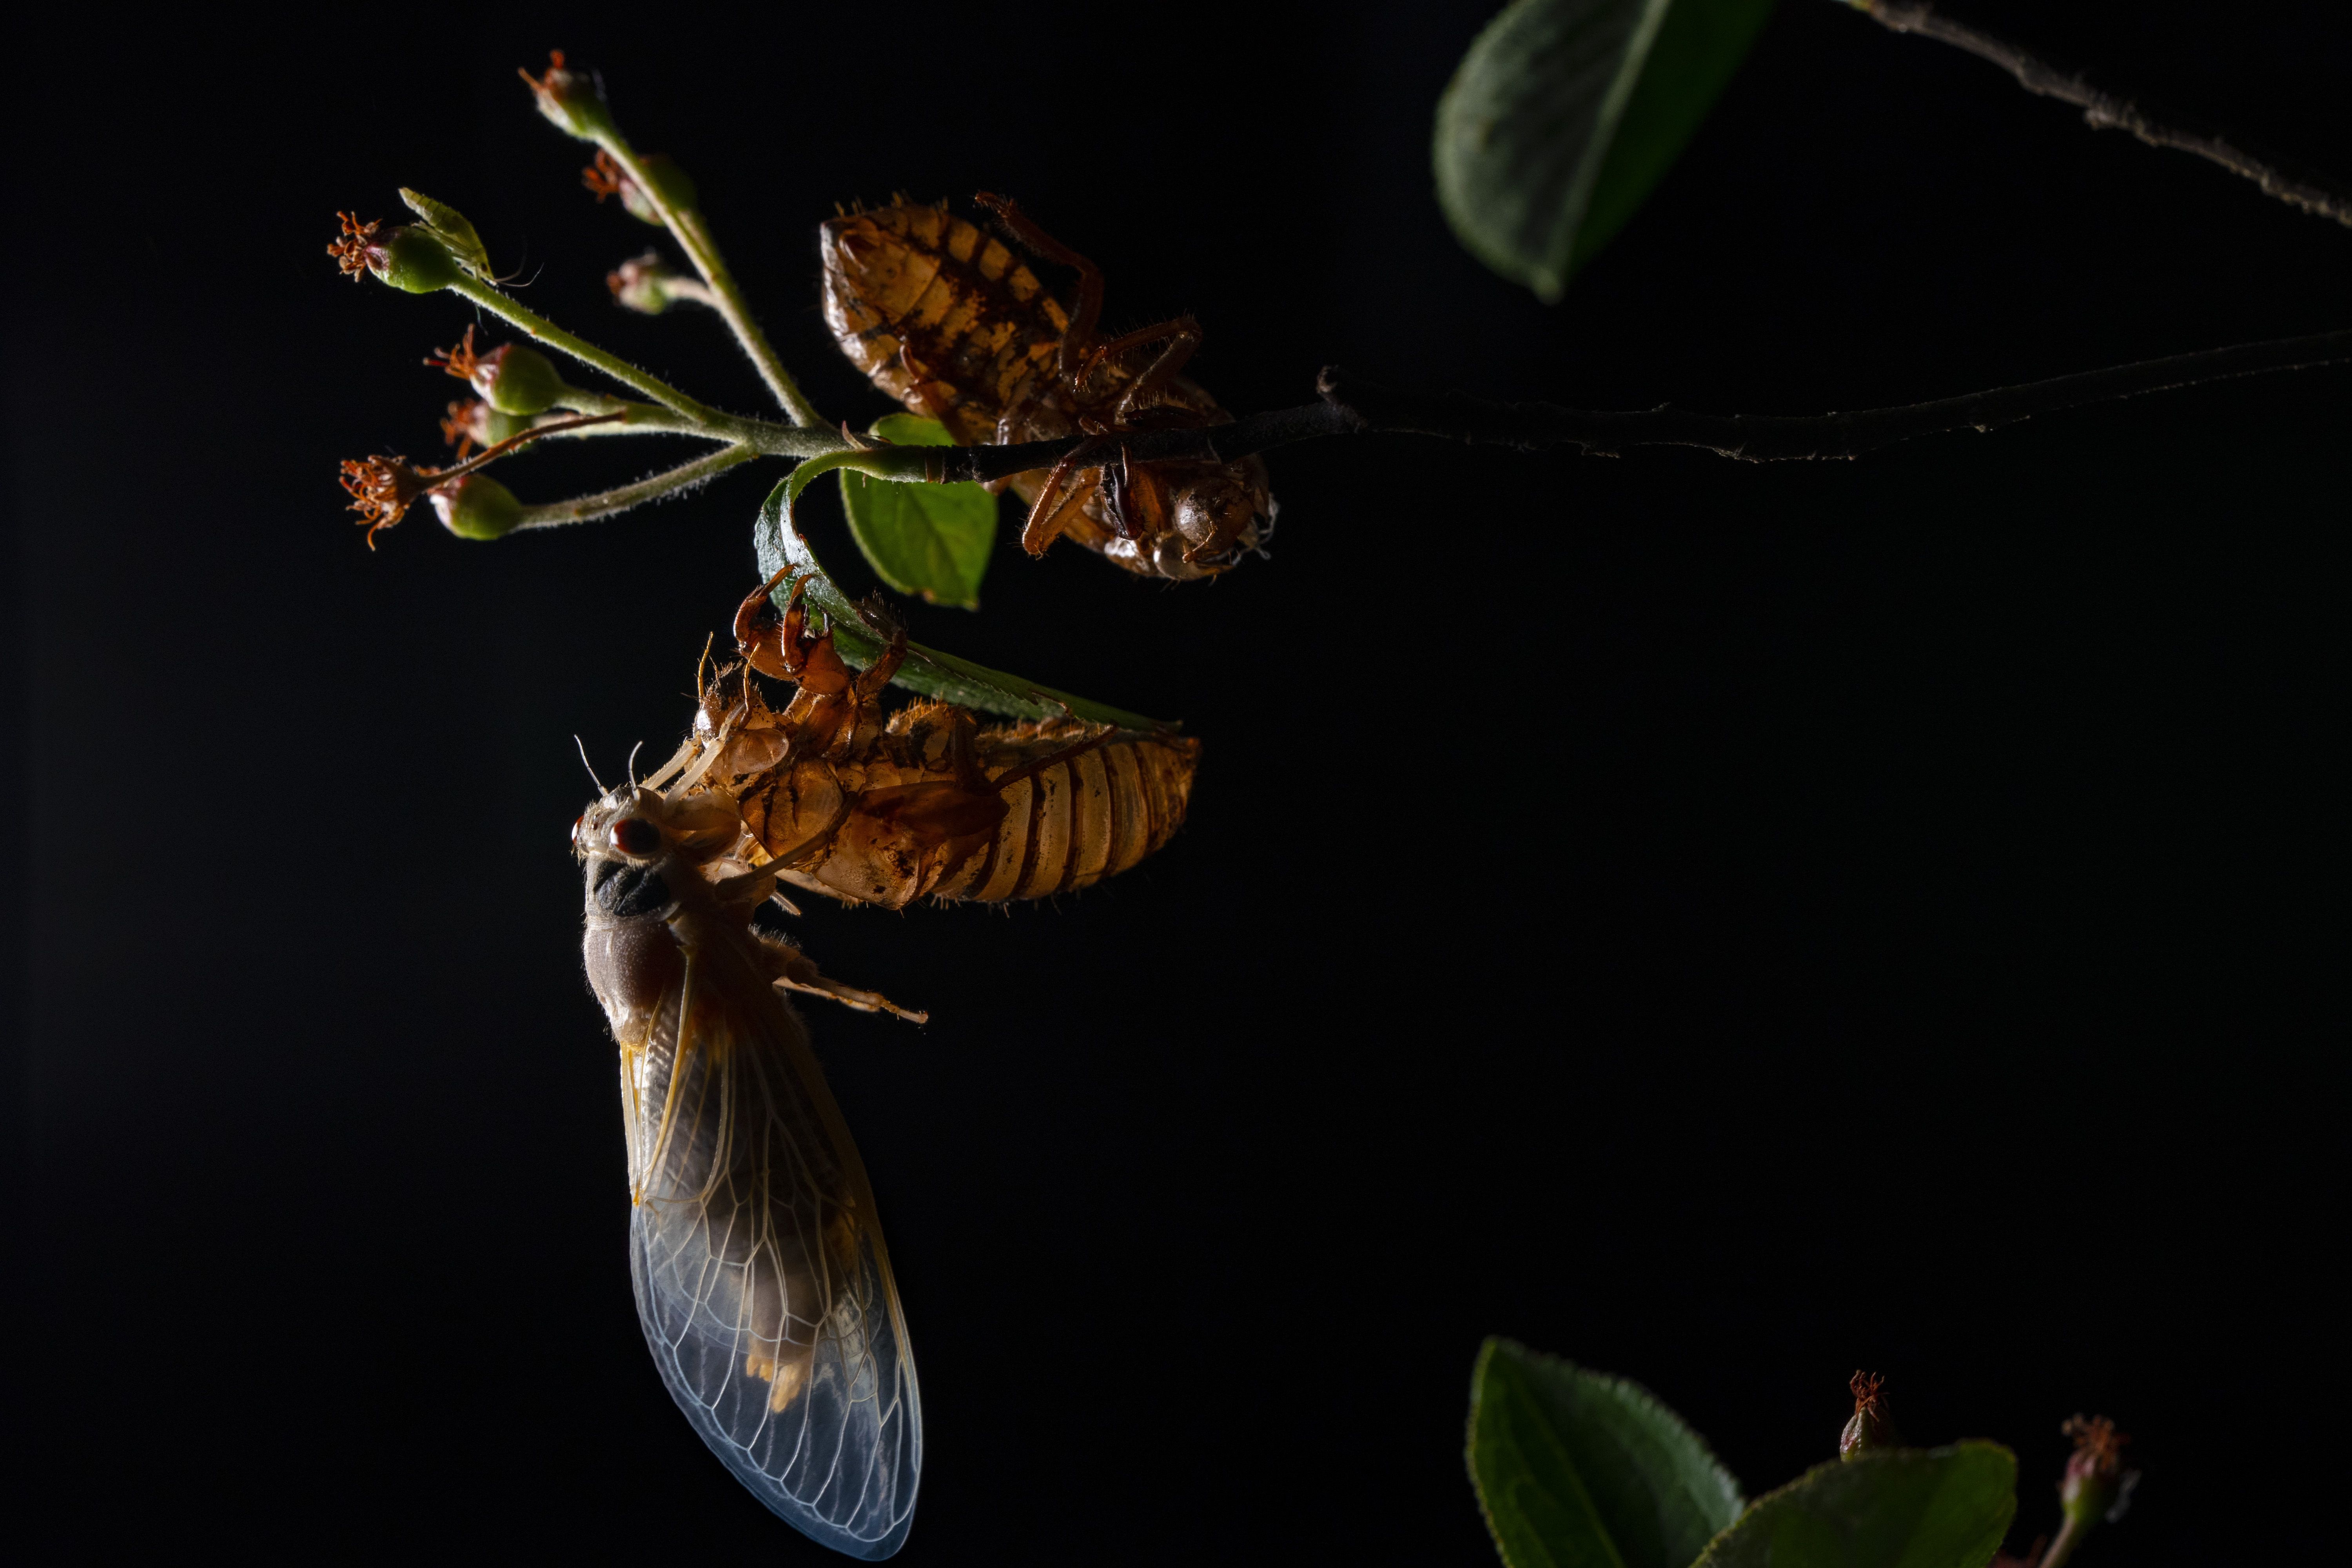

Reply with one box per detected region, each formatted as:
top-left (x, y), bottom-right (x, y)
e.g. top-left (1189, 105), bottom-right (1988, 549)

top-left (11, 2), bottom-right (2345, 1561)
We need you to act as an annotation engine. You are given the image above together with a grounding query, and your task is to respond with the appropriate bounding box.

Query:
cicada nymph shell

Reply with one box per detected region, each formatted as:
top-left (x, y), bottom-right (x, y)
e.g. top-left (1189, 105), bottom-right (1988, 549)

top-left (820, 195), bottom-right (1274, 582)
top-left (574, 768), bottom-right (923, 1558)
top-left (668, 573), bottom-right (1201, 910)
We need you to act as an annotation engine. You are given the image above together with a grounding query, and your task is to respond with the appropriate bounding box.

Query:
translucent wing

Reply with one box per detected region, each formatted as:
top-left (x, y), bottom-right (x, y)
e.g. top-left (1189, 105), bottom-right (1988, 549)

top-left (621, 942), bottom-right (920, 1557)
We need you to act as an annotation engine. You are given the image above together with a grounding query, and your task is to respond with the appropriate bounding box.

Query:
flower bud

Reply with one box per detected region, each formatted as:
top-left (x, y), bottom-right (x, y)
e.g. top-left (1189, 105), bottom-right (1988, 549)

top-left (329, 214), bottom-right (463, 293)
top-left (430, 474), bottom-right (527, 540)
top-left (2058, 1415), bottom-right (2136, 1527)
top-left (1839, 1371), bottom-right (1900, 1460)
top-left (519, 50), bottom-right (618, 142)
top-left (474, 343), bottom-right (568, 415)
top-left (608, 252), bottom-right (684, 314)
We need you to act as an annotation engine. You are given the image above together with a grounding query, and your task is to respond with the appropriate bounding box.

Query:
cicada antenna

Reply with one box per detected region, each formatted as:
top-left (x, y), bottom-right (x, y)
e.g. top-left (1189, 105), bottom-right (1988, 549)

top-left (575, 735), bottom-right (608, 795)
top-left (626, 740), bottom-right (647, 791)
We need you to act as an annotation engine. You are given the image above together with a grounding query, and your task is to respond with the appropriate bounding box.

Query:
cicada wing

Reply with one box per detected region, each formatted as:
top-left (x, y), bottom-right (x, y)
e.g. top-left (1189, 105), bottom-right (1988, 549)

top-left (624, 954), bottom-right (920, 1558)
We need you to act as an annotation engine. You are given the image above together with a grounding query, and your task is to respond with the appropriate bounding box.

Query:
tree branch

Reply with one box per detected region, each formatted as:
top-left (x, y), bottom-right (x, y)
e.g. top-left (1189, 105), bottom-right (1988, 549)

top-left (838, 327), bottom-right (2352, 482)
top-left (1849, 0), bottom-right (2352, 228)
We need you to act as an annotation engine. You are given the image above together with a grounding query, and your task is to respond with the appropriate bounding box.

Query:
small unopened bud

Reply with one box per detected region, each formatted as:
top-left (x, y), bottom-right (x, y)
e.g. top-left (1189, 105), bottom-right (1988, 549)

top-left (2058, 1415), bottom-right (2136, 1525)
top-left (1839, 1371), bottom-right (1901, 1460)
top-left (608, 252), bottom-right (691, 314)
top-left (519, 50), bottom-right (618, 142)
top-left (328, 213), bottom-right (463, 294)
top-left (441, 399), bottom-right (532, 460)
top-left (430, 473), bottom-right (527, 540)
top-left (583, 149), bottom-right (699, 224)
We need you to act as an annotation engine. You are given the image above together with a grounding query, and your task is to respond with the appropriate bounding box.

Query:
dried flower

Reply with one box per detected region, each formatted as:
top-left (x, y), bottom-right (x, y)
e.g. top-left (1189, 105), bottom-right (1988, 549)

top-left (428, 327), bottom-right (568, 415)
top-left (340, 455), bottom-right (443, 547)
top-left (441, 399), bottom-right (531, 461)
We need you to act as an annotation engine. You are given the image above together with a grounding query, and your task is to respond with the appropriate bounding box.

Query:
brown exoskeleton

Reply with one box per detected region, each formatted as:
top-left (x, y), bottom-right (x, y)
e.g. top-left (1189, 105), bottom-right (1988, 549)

top-left (666, 571), bottom-right (1201, 908)
top-left (821, 196), bottom-right (1274, 583)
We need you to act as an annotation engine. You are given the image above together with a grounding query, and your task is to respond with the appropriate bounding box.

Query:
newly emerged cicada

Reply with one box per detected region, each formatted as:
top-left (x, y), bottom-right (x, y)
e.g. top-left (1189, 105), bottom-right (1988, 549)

top-left (821, 195), bottom-right (1274, 582)
top-left (677, 571), bottom-right (1201, 908)
top-left (575, 760), bottom-right (923, 1557)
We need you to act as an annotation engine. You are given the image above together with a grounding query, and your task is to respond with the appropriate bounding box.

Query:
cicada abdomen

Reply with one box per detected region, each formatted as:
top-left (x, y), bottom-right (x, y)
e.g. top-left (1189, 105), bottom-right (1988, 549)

top-left (684, 575), bottom-right (1201, 909)
top-left (575, 776), bottom-right (922, 1558)
top-left (820, 195), bottom-right (1274, 582)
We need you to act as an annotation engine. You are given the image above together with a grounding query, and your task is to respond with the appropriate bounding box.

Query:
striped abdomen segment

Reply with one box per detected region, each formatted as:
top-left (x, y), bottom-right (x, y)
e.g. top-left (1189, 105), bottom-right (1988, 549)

top-left (820, 200), bottom-right (1069, 445)
top-left (741, 724), bottom-right (1200, 908)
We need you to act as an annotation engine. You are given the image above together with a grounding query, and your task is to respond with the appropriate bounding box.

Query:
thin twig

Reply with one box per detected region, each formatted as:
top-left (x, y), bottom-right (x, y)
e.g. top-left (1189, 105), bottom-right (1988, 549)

top-left (513, 445), bottom-right (761, 530)
top-left (837, 326), bottom-right (2352, 482)
top-left (1850, 0), bottom-right (2352, 227)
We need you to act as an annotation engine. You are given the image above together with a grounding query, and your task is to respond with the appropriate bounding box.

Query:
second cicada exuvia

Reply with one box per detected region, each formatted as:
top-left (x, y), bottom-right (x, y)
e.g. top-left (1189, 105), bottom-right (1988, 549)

top-left (821, 195), bottom-right (1275, 583)
top-left (576, 767), bottom-right (924, 1558)
top-left (676, 571), bottom-right (1201, 909)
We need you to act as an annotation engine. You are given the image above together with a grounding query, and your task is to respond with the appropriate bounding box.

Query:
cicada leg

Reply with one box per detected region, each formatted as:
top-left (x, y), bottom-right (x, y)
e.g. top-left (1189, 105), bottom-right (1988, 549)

top-left (1020, 433), bottom-right (1117, 555)
top-left (974, 191), bottom-right (1103, 377)
top-left (1074, 315), bottom-right (1203, 423)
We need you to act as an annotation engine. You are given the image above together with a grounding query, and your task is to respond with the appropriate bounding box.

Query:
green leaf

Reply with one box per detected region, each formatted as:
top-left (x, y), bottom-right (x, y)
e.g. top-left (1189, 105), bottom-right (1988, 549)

top-left (1692, 1445), bottom-right (2018, 1568)
top-left (1434, 0), bottom-right (1776, 301)
top-left (753, 470), bottom-right (1170, 731)
top-left (1468, 1338), bottom-right (1744, 1568)
top-left (837, 414), bottom-right (999, 610)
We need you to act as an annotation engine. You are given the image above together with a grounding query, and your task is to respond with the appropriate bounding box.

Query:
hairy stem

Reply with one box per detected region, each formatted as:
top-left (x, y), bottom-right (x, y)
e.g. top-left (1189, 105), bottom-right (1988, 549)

top-left (448, 275), bottom-right (720, 422)
top-left (512, 445), bottom-right (762, 530)
top-left (1850, 0), bottom-right (2352, 227)
top-left (590, 132), bottom-right (828, 427)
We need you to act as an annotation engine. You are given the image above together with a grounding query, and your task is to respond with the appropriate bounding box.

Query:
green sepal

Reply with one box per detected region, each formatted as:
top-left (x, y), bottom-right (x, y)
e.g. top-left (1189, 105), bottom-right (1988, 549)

top-left (398, 188), bottom-right (492, 278)
top-left (753, 470), bottom-right (1169, 730)
top-left (523, 56), bottom-right (621, 142)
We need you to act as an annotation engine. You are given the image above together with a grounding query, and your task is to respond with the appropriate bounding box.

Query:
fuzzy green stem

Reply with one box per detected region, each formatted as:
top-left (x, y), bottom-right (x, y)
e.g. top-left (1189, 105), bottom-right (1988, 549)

top-left (512, 445), bottom-right (761, 530)
top-left (588, 132), bottom-right (827, 428)
top-left (448, 275), bottom-right (722, 424)
top-left (533, 399), bottom-right (847, 457)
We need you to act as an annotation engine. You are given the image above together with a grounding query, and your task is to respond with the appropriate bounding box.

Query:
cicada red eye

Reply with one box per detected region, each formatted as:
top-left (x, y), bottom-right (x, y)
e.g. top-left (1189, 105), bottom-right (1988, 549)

top-left (611, 817), bottom-right (662, 857)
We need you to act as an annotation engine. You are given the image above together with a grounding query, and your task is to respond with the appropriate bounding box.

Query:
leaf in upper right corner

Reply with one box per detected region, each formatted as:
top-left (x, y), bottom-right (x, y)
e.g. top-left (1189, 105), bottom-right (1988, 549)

top-left (1434, 0), bottom-right (1777, 301)
top-left (1467, 1338), bottom-right (1744, 1568)
top-left (1691, 1444), bottom-right (2018, 1568)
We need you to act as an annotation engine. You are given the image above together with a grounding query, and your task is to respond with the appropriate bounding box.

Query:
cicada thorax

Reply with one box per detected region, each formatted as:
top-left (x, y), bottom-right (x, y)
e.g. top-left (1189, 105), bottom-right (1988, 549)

top-left (819, 196), bottom-right (1274, 582)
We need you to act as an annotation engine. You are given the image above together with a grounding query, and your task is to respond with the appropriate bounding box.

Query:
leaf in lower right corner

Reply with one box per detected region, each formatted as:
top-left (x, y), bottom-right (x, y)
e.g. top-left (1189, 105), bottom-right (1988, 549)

top-left (1467, 1339), bottom-right (1744, 1568)
top-left (1434, 0), bottom-right (1777, 301)
top-left (1691, 1445), bottom-right (2018, 1568)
